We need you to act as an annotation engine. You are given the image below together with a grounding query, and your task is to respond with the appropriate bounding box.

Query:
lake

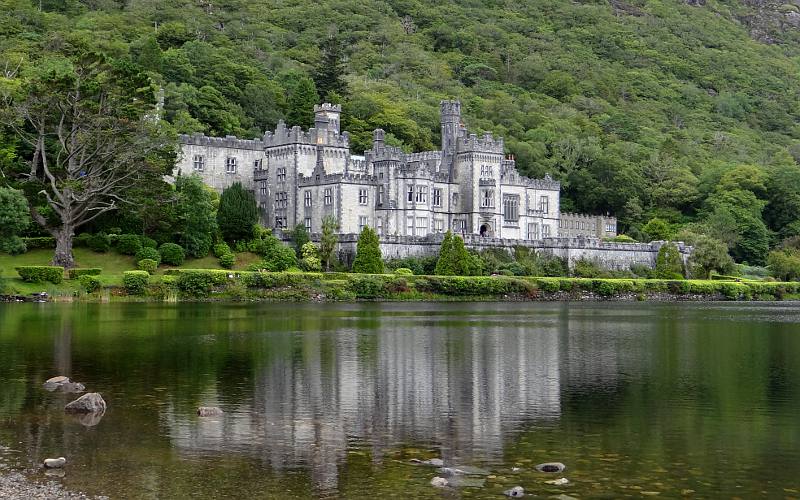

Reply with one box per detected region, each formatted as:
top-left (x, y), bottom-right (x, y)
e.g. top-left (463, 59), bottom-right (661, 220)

top-left (0, 302), bottom-right (798, 499)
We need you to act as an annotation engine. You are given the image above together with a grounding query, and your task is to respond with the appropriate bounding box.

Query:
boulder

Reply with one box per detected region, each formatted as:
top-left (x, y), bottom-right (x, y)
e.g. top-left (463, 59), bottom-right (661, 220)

top-left (430, 477), bottom-right (448, 488)
top-left (545, 478), bottom-right (569, 486)
top-left (64, 393), bottom-right (106, 414)
top-left (504, 486), bottom-right (525, 497)
top-left (43, 457), bottom-right (66, 469)
top-left (43, 376), bottom-right (70, 392)
top-left (535, 462), bottom-right (566, 473)
top-left (197, 406), bottom-right (224, 417)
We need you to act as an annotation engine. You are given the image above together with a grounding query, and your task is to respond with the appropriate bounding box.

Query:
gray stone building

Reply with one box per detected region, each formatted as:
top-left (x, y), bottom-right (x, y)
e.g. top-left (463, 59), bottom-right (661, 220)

top-left (176, 101), bottom-right (575, 240)
top-left (558, 212), bottom-right (617, 239)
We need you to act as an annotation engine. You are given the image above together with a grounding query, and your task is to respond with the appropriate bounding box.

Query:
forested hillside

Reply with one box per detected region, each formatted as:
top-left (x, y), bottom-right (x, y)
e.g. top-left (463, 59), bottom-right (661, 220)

top-left (3, 0), bottom-right (800, 265)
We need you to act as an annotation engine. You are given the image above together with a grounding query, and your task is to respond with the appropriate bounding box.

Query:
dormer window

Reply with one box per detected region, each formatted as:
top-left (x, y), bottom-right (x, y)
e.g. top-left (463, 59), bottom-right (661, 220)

top-left (225, 157), bottom-right (237, 174)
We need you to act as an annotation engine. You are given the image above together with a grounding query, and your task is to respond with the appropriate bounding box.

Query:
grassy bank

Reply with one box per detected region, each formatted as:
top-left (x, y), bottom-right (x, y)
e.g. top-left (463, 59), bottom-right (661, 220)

top-left (3, 264), bottom-right (800, 303)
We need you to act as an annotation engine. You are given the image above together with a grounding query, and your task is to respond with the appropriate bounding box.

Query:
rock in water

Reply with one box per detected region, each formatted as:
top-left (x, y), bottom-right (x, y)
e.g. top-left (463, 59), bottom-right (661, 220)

top-left (545, 477), bottom-right (569, 486)
top-left (430, 477), bottom-right (448, 487)
top-left (43, 457), bottom-right (66, 468)
top-left (535, 462), bottom-right (566, 473)
top-left (197, 406), bottom-right (224, 417)
top-left (504, 486), bottom-right (525, 497)
top-left (64, 393), bottom-right (106, 414)
top-left (59, 382), bottom-right (86, 393)
top-left (43, 376), bottom-right (70, 391)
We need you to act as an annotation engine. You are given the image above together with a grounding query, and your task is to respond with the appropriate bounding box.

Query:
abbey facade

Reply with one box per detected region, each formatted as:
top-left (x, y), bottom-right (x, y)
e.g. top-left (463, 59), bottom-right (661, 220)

top-left (176, 101), bottom-right (616, 241)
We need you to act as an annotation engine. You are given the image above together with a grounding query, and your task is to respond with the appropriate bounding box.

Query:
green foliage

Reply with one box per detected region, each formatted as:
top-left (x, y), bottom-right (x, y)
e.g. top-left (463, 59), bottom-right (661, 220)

top-left (175, 270), bottom-right (228, 297)
top-left (123, 271), bottom-right (150, 295)
top-left (217, 182), bottom-right (259, 243)
top-left (175, 175), bottom-right (217, 258)
top-left (159, 243), bottom-right (186, 266)
top-left (21, 237), bottom-right (56, 249)
top-left (290, 223), bottom-right (310, 257)
top-left (352, 226), bottom-right (383, 274)
top-left (347, 275), bottom-right (387, 299)
top-left (385, 256), bottom-right (438, 275)
top-left (213, 242), bottom-right (232, 258)
top-left (138, 259), bottom-right (158, 274)
top-left (116, 234), bottom-right (142, 255)
top-left (319, 216), bottom-right (339, 271)
top-left (67, 268), bottom-right (102, 279)
top-left (641, 218), bottom-right (673, 241)
top-left (135, 247), bottom-right (162, 266)
top-left (689, 235), bottom-right (736, 279)
top-left (767, 249), bottom-right (800, 281)
top-left (299, 242), bottom-right (322, 272)
top-left (572, 258), bottom-right (605, 278)
top-left (286, 76), bottom-right (319, 128)
top-left (78, 275), bottom-right (102, 293)
top-left (435, 231), bottom-right (481, 276)
top-left (0, 187), bottom-right (30, 255)
top-left (242, 271), bottom-right (307, 289)
top-left (218, 253), bottom-right (235, 269)
top-left (655, 243), bottom-right (685, 279)
top-left (15, 266), bottom-right (64, 284)
top-left (605, 234), bottom-right (637, 243)
top-left (88, 233), bottom-right (111, 253)
top-left (141, 237), bottom-right (158, 249)
top-left (394, 268), bottom-right (413, 276)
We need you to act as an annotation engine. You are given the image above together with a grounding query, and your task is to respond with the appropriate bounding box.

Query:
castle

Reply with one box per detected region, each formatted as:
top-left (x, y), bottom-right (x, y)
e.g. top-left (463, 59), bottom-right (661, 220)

top-left (176, 100), bottom-right (617, 242)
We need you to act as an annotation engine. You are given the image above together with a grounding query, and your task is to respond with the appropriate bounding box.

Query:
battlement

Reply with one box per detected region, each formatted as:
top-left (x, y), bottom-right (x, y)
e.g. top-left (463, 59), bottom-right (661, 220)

top-left (262, 122), bottom-right (350, 148)
top-left (297, 172), bottom-right (343, 186)
top-left (561, 212), bottom-right (616, 221)
top-left (406, 151), bottom-right (442, 162)
top-left (440, 100), bottom-right (462, 118)
top-left (179, 133), bottom-right (264, 150)
top-left (456, 132), bottom-right (504, 154)
top-left (520, 173), bottom-right (560, 191)
top-left (314, 103), bottom-right (342, 113)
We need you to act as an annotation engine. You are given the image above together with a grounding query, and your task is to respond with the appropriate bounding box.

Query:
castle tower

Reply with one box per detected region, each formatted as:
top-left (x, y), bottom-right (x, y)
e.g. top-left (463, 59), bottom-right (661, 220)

top-left (440, 100), bottom-right (462, 155)
top-left (314, 103), bottom-right (342, 135)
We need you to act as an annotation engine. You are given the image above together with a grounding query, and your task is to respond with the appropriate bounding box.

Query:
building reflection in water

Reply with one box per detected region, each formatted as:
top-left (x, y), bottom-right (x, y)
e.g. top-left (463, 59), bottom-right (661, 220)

top-left (162, 310), bottom-right (562, 496)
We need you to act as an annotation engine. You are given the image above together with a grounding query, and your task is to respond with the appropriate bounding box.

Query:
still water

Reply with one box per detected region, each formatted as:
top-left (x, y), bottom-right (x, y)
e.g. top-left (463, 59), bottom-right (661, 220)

top-left (0, 302), bottom-right (798, 499)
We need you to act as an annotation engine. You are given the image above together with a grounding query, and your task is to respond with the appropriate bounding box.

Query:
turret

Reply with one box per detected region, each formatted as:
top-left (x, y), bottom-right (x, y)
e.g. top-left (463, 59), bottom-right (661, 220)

top-left (440, 100), bottom-right (462, 155)
top-left (314, 103), bottom-right (341, 134)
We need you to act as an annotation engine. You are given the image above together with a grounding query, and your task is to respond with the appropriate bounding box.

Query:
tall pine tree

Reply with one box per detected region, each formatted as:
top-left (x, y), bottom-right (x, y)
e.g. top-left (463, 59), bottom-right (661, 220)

top-left (313, 34), bottom-right (348, 101)
top-left (217, 182), bottom-right (259, 243)
top-left (286, 76), bottom-right (319, 128)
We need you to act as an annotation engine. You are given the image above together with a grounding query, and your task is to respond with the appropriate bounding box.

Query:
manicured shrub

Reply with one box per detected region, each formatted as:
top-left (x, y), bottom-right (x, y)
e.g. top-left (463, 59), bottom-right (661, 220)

top-left (16, 266), bottom-right (64, 284)
top-left (352, 226), bottom-right (383, 274)
top-left (347, 274), bottom-right (387, 299)
top-left (140, 236), bottom-right (158, 249)
top-left (116, 234), bottom-right (143, 255)
top-left (123, 270), bottom-right (149, 295)
top-left (213, 242), bottom-right (232, 258)
top-left (219, 253), bottom-right (235, 269)
top-left (159, 243), bottom-right (185, 266)
top-left (78, 275), bottom-right (102, 293)
top-left (242, 271), bottom-right (309, 288)
top-left (533, 278), bottom-right (560, 293)
top-left (88, 233), bottom-right (111, 252)
top-left (394, 268), bottom-right (413, 276)
top-left (135, 246), bottom-right (161, 266)
top-left (138, 258), bottom-right (158, 274)
top-left (262, 240), bottom-right (297, 271)
top-left (67, 268), bottom-right (102, 279)
top-left (176, 270), bottom-right (230, 297)
top-left (21, 237), bottom-right (56, 249)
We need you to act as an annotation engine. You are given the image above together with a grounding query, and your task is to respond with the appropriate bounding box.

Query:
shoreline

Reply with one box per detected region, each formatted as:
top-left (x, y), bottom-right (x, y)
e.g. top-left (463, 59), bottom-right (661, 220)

top-left (0, 446), bottom-right (105, 500)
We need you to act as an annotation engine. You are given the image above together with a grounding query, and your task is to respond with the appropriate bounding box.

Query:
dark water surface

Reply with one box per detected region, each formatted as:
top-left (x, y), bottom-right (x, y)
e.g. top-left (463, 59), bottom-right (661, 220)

top-left (0, 302), bottom-right (799, 499)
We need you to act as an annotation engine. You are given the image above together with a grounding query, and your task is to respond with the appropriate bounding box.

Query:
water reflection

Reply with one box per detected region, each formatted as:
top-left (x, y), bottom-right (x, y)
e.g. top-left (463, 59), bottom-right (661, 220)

top-left (163, 308), bottom-right (562, 495)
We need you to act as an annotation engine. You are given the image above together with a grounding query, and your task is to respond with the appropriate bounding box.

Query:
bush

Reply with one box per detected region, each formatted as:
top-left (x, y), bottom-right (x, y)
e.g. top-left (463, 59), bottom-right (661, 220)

top-left (135, 246), bottom-right (161, 265)
top-left (213, 242), bottom-right (232, 258)
top-left (67, 268), bottom-right (102, 279)
top-left (655, 243), bottom-right (685, 279)
top-left (219, 253), bottom-right (235, 269)
top-left (78, 275), bottom-right (102, 293)
top-left (394, 268), bottom-right (413, 276)
top-left (347, 274), bottom-right (387, 299)
top-left (159, 243), bottom-right (186, 266)
top-left (176, 270), bottom-right (230, 296)
top-left (74, 233), bottom-right (93, 248)
top-left (16, 266), bottom-right (64, 284)
top-left (21, 237), bottom-right (56, 249)
top-left (88, 233), bottom-right (111, 253)
top-left (138, 258), bottom-right (158, 274)
top-left (140, 236), bottom-right (158, 249)
top-left (242, 271), bottom-right (309, 288)
top-left (352, 226), bottom-right (383, 274)
top-left (299, 242), bottom-right (322, 272)
top-left (385, 256), bottom-right (438, 275)
top-left (116, 234), bottom-right (143, 255)
top-left (123, 271), bottom-right (149, 295)
top-left (572, 258), bottom-right (605, 278)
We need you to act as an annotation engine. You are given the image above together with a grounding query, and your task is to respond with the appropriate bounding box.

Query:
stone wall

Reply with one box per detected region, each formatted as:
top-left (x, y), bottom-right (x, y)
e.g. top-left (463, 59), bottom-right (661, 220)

top-left (330, 234), bottom-right (691, 271)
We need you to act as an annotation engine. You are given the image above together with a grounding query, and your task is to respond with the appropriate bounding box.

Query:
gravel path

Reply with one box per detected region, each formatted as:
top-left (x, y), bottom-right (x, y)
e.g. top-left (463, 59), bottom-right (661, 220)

top-left (0, 445), bottom-right (106, 500)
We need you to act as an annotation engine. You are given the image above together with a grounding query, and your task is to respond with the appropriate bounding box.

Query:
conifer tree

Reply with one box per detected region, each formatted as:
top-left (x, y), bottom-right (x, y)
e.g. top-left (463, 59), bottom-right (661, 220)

top-left (352, 226), bottom-right (383, 274)
top-left (286, 76), bottom-right (319, 128)
top-left (435, 231), bottom-right (482, 276)
top-left (319, 215), bottom-right (339, 271)
top-left (435, 231), bottom-right (456, 275)
top-left (217, 182), bottom-right (259, 243)
top-left (313, 34), bottom-right (348, 101)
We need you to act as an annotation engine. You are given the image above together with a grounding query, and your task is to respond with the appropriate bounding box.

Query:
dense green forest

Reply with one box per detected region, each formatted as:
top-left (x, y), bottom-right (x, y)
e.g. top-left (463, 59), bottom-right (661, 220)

top-left (2, 0), bottom-right (800, 266)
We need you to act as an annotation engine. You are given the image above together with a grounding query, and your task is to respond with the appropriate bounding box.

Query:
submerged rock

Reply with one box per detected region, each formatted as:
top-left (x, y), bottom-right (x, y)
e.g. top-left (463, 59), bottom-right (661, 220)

top-left (197, 406), bottom-right (224, 417)
top-left (64, 393), bottom-right (107, 414)
top-left (545, 477), bottom-right (569, 486)
top-left (43, 457), bottom-right (66, 469)
top-left (504, 486), bottom-right (525, 497)
top-left (430, 477), bottom-right (448, 487)
top-left (535, 462), bottom-right (566, 473)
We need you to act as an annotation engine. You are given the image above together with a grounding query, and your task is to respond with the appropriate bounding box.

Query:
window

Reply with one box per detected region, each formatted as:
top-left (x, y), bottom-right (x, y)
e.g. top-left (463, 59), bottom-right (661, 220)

top-left (275, 216), bottom-right (286, 228)
top-left (434, 219), bottom-right (444, 233)
top-left (304, 190), bottom-right (312, 207)
top-left (503, 194), bottom-right (520, 222)
top-left (480, 164), bottom-right (493, 179)
top-left (359, 216), bottom-right (368, 232)
top-left (432, 188), bottom-right (442, 207)
top-left (480, 189), bottom-right (494, 208)
top-left (275, 192), bottom-right (288, 209)
top-left (452, 192), bottom-right (459, 206)
top-left (407, 185), bottom-right (414, 202)
top-left (305, 217), bottom-right (312, 232)
top-left (527, 223), bottom-right (539, 240)
top-left (606, 223), bottom-right (616, 233)
top-left (376, 218), bottom-right (383, 235)
top-left (192, 155), bottom-right (205, 172)
top-left (542, 224), bottom-right (551, 237)
top-left (378, 185), bottom-right (384, 205)
top-left (415, 185), bottom-right (427, 203)
top-left (277, 167), bottom-right (286, 182)
top-left (358, 188), bottom-right (368, 205)
top-left (453, 219), bottom-right (465, 232)
top-left (379, 172), bottom-right (384, 180)
top-left (225, 157), bottom-right (237, 174)
top-left (416, 217), bottom-right (428, 233)
top-left (324, 188), bottom-right (332, 206)
top-left (406, 216), bottom-right (415, 235)
top-left (253, 158), bottom-right (262, 170)
top-left (259, 181), bottom-right (268, 196)
top-left (539, 195), bottom-right (549, 214)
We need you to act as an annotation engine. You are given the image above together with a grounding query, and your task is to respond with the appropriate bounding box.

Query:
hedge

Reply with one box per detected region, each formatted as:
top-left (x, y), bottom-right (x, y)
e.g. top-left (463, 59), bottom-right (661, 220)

top-left (219, 253), bottom-right (235, 269)
top-left (21, 237), bottom-right (56, 249)
top-left (78, 275), bottom-right (102, 293)
top-left (138, 259), bottom-right (158, 274)
top-left (67, 268), bottom-right (102, 279)
top-left (123, 271), bottom-right (149, 295)
top-left (16, 266), bottom-right (64, 284)
top-left (159, 243), bottom-right (185, 266)
top-left (176, 270), bottom-right (232, 296)
top-left (242, 271), bottom-right (316, 289)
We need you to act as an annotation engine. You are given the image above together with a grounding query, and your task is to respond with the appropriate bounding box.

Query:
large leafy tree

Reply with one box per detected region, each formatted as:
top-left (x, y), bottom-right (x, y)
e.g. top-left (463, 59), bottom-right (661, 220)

top-left (0, 50), bottom-right (175, 267)
top-left (0, 186), bottom-right (30, 255)
top-left (217, 182), bottom-right (258, 243)
top-left (174, 174), bottom-right (217, 258)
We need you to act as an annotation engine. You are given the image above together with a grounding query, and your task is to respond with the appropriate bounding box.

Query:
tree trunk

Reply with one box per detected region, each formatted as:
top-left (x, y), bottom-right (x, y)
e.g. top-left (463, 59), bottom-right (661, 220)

top-left (52, 226), bottom-right (76, 269)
